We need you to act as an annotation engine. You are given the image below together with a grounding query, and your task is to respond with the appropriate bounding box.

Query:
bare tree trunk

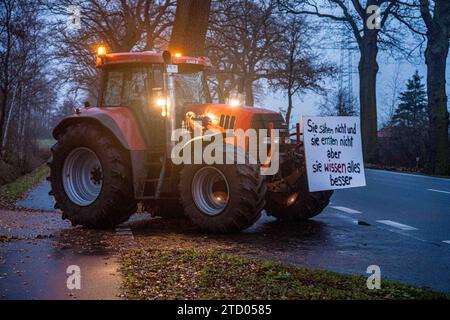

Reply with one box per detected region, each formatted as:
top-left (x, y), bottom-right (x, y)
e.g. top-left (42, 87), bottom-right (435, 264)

top-left (418, 0), bottom-right (450, 174)
top-left (216, 76), bottom-right (226, 103)
top-left (285, 88), bottom-right (293, 128)
top-left (169, 0), bottom-right (212, 56)
top-left (15, 96), bottom-right (24, 159)
top-left (0, 94), bottom-right (8, 152)
top-left (358, 32), bottom-right (379, 163)
top-left (0, 16), bottom-right (11, 156)
top-left (202, 70), bottom-right (212, 103)
top-left (244, 78), bottom-right (254, 106)
top-left (18, 102), bottom-right (29, 167)
top-left (425, 31), bottom-right (449, 174)
top-left (1, 83), bottom-right (19, 151)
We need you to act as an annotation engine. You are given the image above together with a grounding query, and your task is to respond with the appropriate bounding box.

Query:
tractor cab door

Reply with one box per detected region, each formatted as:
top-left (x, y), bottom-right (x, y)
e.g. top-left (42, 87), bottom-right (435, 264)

top-left (124, 66), bottom-right (166, 151)
top-left (101, 64), bottom-right (167, 151)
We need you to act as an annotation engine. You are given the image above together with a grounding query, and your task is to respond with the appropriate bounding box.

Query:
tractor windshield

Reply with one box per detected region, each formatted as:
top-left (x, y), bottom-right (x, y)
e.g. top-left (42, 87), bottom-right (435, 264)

top-left (173, 71), bottom-right (207, 107)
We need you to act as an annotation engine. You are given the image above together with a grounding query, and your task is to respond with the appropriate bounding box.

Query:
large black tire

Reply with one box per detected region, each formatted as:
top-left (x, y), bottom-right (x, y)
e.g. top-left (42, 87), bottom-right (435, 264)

top-left (49, 123), bottom-right (137, 228)
top-left (265, 144), bottom-right (333, 221)
top-left (179, 163), bottom-right (266, 233)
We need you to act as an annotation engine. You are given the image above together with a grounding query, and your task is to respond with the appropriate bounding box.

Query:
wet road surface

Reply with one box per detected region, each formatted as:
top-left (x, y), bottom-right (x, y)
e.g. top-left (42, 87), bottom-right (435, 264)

top-left (1, 169), bottom-right (449, 299)
top-left (0, 210), bottom-right (124, 299)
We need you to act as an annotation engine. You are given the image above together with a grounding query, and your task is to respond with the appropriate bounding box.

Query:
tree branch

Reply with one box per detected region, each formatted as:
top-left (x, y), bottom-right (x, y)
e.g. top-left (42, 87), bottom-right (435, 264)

top-left (419, 0), bottom-right (433, 30)
top-left (351, 0), bottom-right (365, 19)
top-left (330, 0), bottom-right (363, 44)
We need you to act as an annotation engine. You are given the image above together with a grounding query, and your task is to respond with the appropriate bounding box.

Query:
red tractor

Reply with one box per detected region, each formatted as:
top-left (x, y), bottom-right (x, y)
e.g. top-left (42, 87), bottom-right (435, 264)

top-left (48, 48), bottom-right (332, 233)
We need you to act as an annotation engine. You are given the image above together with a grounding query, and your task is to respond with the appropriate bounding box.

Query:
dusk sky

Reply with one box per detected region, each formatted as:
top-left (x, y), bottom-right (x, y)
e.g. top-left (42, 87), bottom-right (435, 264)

top-left (262, 32), bottom-right (450, 129)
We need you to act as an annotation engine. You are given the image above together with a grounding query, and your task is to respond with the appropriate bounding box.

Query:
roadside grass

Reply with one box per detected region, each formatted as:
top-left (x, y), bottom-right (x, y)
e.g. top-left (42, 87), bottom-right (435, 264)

top-left (0, 164), bottom-right (49, 208)
top-left (121, 248), bottom-right (448, 300)
top-left (365, 163), bottom-right (450, 179)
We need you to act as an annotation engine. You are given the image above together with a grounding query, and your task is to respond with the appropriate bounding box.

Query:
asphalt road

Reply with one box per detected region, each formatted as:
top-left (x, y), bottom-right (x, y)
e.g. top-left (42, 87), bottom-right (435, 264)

top-left (331, 169), bottom-right (450, 244)
top-left (1, 168), bottom-right (449, 299)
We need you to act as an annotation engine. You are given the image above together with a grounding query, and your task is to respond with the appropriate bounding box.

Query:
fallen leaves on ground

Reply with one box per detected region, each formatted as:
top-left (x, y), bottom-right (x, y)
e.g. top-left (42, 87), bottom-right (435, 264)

top-left (120, 248), bottom-right (449, 300)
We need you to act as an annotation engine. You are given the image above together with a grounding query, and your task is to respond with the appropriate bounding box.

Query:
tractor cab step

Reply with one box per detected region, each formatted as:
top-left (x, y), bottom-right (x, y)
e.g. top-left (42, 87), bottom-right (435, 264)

top-left (141, 150), bottom-right (175, 199)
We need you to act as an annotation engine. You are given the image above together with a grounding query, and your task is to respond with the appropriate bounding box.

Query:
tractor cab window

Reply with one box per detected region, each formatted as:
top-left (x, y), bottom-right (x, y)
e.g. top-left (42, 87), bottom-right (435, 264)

top-left (102, 66), bottom-right (163, 109)
top-left (174, 72), bottom-right (206, 107)
top-left (174, 64), bottom-right (208, 107)
top-left (104, 71), bottom-right (124, 107)
top-left (123, 68), bottom-right (151, 109)
top-left (101, 64), bottom-right (206, 109)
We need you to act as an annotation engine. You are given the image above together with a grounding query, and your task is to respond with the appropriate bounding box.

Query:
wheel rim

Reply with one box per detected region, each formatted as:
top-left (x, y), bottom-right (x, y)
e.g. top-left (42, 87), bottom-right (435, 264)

top-left (192, 166), bottom-right (230, 216)
top-left (62, 147), bottom-right (103, 206)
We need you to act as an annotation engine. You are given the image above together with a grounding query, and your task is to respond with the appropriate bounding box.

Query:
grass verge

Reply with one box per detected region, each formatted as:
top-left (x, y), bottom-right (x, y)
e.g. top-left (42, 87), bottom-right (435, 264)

top-left (121, 248), bottom-right (448, 300)
top-left (365, 163), bottom-right (449, 179)
top-left (0, 164), bottom-right (49, 208)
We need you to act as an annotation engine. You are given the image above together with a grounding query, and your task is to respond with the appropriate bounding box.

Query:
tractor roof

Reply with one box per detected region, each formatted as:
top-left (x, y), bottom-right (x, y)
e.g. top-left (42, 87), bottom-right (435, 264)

top-left (96, 51), bottom-right (211, 68)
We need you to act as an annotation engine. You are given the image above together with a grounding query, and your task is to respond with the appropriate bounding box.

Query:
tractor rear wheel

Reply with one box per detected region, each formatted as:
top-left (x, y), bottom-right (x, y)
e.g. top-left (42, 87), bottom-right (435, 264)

top-left (265, 144), bottom-right (333, 221)
top-left (49, 123), bottom-right (137, 228)
top-left (179, 163), bottom-right (266, 233)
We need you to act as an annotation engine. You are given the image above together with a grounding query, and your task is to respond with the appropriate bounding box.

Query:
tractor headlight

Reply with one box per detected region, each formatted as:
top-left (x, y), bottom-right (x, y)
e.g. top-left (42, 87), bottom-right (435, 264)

top-left (155, 97), bottom-right (167, 107)
top-left (154, 96), bottom-right (167, 117)
top-left (206, 113), bottom-right (219, 125)
top-left (97, 46), bottom-right (107, 57)
top-left (228, 98), bottom-right (241, 107)
top-left (227, 93), bottom-right (245, 107)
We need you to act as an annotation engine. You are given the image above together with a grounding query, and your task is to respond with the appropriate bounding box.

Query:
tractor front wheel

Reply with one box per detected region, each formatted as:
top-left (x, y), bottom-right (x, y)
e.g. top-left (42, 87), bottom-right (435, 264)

top-left (49, 123), bottom-right (137, 228)
top-left (179, 163), bottom-right (266, 233)
top-left (265, 143), bottom-right (333, 221)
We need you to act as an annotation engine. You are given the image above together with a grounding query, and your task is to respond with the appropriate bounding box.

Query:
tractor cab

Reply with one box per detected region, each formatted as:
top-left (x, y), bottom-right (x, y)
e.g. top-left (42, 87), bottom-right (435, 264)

top-left (96, 48), bottom-right (212, 150)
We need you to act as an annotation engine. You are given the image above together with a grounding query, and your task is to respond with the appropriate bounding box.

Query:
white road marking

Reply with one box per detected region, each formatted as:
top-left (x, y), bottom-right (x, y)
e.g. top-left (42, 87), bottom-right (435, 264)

top-left (427, 189), bottom-right (450, 195)
top-left (443, 241), bottom-right (450, 245)
top-left (331, 206), bottom-right (362, 214)
top-left (387, 228), bottom-right (429, 244)
top-left (376, 220), bottom-right (418, 231)
top-left (335, 213), bottom-right (359, 225)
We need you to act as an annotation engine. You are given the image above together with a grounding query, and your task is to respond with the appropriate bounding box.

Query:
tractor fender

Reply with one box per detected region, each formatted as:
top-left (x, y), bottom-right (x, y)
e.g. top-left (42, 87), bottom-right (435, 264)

top-left (53, 107), bottom-right (146, 151)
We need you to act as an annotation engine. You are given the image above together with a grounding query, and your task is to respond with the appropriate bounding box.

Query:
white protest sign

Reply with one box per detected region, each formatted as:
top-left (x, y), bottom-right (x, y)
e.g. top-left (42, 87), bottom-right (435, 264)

top-left (166, 64), bottom-right (178, 73)
top-left (303, 116), bottom-right (366, 192)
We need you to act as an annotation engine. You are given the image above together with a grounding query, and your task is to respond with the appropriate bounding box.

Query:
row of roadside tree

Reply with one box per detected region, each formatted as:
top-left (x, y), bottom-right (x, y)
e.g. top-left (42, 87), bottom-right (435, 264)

top-left (0, 0), bottom-right (449, 181)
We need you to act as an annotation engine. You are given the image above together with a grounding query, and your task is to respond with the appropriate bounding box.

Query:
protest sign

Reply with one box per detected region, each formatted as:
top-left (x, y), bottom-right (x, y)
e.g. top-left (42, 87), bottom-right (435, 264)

top-left (303, 116), bottom-right (366, 192)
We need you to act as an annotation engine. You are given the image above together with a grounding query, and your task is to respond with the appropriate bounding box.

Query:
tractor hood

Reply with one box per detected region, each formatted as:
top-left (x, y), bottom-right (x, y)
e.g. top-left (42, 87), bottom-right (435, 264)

top-left (185, 104), bottom-right (288, 133)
